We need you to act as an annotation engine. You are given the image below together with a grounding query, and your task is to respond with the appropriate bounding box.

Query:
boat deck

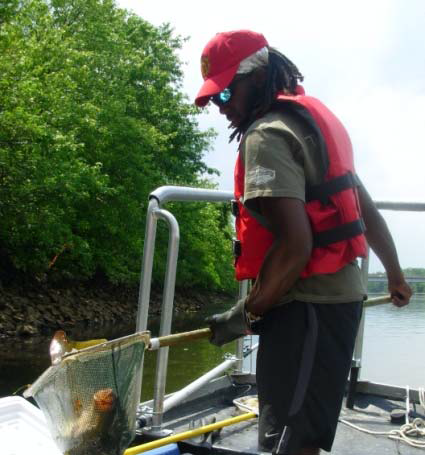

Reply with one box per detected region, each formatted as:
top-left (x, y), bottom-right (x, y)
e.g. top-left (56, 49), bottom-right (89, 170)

top-left (135, 376), bottom-right (425, 454)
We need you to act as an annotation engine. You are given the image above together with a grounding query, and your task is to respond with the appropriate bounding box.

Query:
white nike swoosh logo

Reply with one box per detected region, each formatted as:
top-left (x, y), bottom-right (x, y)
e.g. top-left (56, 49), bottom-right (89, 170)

top-left (264, 431), bottom-right (280, 439)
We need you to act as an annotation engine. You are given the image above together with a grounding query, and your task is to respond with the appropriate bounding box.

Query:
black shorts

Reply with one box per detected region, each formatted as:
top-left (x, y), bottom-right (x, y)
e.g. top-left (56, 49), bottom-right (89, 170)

top-left (255, 300), bottom-right (362, 454)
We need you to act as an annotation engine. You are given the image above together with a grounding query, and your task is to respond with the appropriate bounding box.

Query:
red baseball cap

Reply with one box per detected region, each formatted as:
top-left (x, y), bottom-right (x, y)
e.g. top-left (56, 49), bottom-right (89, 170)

top-left (194, 30), bottom-right (268, 107)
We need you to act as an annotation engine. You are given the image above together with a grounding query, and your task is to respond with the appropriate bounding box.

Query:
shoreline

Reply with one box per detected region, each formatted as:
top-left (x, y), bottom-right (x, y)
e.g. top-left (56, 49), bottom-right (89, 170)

top-left (0, 280), bottom-right (234, 338)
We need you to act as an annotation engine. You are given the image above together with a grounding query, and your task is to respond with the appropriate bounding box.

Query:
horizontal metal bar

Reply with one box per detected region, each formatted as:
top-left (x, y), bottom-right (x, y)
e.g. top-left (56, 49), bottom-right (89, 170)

top-left (139, 342), bottom-right (259, 423)
top-left (163, 356), bottom-right (238, 413)
top-left (149, 186), bottom-right (233, 206)
top-left (162, 341), bottom-right (259, 413)
top-left (149, 188), bottom-right (425, 212)
top-left (149, 189), bottom-right (425, 212)
top-left (375, 201), bottom-right (425, 211)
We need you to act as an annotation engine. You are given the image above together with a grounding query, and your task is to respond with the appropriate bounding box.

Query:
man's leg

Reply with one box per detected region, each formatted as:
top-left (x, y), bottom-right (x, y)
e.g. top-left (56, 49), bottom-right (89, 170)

top-left (257, 302), bottom-right (316, 454)
top-left (256, 301), bottom-right (363, 454)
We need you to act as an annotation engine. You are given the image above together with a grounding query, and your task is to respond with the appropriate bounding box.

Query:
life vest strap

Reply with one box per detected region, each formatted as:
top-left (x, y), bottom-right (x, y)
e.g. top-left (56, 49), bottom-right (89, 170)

top-left (306, 172), bottom-right (361, 204)
top-left (233, 218), bottom-right (365, 256)
top-left (313, 219), bottom-right (366, 247)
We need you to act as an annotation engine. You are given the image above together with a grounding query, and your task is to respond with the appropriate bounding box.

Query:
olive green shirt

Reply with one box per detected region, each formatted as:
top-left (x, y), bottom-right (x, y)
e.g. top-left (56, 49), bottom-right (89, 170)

top-left (239, 108), bottom-right (366, 304)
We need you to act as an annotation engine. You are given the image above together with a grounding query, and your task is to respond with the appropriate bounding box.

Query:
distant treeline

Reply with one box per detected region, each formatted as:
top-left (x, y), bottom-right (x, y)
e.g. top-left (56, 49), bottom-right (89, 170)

top-left (0, 0), bottom-right (236, 291)
top-left (368, 268), bottom-right (425, 294)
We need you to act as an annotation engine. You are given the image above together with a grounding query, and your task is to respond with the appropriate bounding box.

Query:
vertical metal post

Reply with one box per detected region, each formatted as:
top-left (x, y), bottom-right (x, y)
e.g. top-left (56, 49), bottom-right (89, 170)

top-left (346, 248), bottom-right (370, 409)
top-left (135, 199), bottom-right (159, 401)
top-left (136, 198), bottom-right (160, 332)
top-left (353, 249), bottom-right (370, 369)
top-left (150, 209), bottom-right (180, 432)
top-left (234, 280), bottom-right (249, 374)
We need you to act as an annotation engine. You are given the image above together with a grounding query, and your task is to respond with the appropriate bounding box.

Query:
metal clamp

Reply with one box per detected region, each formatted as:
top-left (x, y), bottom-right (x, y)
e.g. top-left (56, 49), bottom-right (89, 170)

top-left (232, 239), bottom-right (241, 257)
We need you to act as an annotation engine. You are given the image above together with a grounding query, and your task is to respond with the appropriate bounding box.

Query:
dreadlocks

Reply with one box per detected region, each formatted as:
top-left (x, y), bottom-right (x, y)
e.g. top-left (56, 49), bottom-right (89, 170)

top-left (229, 47), bottom-right (304, 142)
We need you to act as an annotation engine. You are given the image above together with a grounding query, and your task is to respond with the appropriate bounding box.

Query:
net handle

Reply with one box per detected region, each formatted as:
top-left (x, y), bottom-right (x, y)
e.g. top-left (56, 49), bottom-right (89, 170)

top-left (148, 295), bottom-right (392, 350)
top-left (148, 328), bottom-right (211, 350)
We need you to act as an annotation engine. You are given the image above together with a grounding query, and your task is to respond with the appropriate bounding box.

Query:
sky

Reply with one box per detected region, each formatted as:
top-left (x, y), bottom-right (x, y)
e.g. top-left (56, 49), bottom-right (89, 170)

top-left (118, 0), bottom-right (425, 273)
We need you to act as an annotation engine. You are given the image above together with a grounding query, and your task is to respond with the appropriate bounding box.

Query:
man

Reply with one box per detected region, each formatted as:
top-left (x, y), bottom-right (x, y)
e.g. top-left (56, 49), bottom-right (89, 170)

top-left (195, 30), bottom-right (412, 455)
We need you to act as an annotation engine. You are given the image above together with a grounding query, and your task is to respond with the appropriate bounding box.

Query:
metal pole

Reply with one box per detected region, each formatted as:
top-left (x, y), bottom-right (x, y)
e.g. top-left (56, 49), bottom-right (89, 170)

top-left (163, 344), bottom-right (259, 414)
top-left (163, 356), bottom-right (238, 413)
top-left (234, 279), bottom-right (249, 374)
top-left (375, 201), bottom-right (425, 211)
top-left (135, 199), bottom-right (159, 402)
top-left (346, 249), bottom-right (370, 409)
top-left (136, 198), bottom-right (160, 332)
top-left (151, 208), bottom-right (180, 432)
top-left (138, 343), bottom-right (259, 424)
top-left (354, 248), bottom-right (370, 369)
top-left (150, 186), bottom-right (233, 206)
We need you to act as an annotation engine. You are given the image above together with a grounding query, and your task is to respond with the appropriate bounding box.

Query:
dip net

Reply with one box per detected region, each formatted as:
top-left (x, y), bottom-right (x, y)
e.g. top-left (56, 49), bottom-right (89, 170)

top-left (24, 332), bottom-right (149, 455)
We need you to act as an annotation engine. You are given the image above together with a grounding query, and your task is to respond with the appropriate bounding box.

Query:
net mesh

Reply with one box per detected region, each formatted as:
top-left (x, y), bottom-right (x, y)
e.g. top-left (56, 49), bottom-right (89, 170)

top-left (25, 332), bottom-right (149, 455)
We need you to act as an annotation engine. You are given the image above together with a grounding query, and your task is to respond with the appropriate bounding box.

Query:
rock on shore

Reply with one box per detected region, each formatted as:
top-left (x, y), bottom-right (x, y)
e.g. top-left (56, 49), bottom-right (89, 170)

top-left (0, 280), bottom-right (233, 338)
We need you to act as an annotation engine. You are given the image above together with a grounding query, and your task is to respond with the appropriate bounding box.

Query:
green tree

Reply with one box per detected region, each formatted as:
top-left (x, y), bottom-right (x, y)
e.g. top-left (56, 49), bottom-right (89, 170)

top-left (0, 0), bottom-right (235, 290)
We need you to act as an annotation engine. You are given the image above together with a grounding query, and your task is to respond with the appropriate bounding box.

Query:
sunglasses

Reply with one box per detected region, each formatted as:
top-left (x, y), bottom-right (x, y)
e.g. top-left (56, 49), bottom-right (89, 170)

top-left (210, 73), bottom-right (251, 107)
top-left (211, 88), bottom-right (232, 106)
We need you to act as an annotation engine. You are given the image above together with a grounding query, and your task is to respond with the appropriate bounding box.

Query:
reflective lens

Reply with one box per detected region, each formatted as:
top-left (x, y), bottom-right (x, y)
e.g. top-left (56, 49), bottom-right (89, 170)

top-left (211, 88), bottom-right (232, 106)
top-left (218, 88), bottom-right (231, 103)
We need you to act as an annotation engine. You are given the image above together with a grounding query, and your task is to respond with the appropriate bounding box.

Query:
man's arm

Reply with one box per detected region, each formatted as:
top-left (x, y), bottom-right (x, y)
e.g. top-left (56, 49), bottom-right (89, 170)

top-left (357, 184), bottom-right (412, 307)
top-left (244, 197), bottom-right (313, 316)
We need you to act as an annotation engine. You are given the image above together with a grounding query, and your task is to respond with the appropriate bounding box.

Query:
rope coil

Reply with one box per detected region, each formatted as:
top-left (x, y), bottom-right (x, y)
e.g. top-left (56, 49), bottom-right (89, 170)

top-left (340, 387), bottom-right (425, 449)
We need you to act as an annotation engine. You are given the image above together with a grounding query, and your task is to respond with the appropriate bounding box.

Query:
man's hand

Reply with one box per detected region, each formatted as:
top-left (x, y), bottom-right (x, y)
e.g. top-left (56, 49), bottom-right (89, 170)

top-left (388, 278), bottom-right (413, 307)
top-left (205, 299), bottom-right (251, 346)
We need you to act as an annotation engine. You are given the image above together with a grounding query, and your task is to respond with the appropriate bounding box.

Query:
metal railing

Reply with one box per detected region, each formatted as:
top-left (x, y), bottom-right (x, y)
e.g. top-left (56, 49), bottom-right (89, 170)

top-left (136, 186), bottom-right (238, 432)
top-left (375, 201), bottom-right (425, 211)
top-left (136, 185), bottom-right (425, 429)
top-left (347, 199), bottom-right (425, 407)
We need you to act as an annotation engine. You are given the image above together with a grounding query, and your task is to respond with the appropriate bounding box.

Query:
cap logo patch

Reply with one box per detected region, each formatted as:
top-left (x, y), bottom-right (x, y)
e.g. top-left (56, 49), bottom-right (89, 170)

top-left (201, 56), bottom-right (210, 79)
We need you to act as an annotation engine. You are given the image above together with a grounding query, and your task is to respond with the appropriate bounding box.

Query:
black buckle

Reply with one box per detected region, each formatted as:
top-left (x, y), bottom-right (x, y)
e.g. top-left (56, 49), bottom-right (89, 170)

top-left (232, 239), bottom-right (241, 257)
top-left (231, 199), bottom-right (239, 217)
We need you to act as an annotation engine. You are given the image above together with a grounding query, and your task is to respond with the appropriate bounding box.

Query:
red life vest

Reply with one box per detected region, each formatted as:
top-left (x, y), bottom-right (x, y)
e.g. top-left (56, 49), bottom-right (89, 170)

top-left (234, 89), bottom-right (367, 281)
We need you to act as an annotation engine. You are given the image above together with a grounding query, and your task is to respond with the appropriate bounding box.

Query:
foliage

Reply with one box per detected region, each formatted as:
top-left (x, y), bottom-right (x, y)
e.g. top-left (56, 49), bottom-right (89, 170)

top-left (0, 0), bottom-right (236, 291)
top-left (155, 197), bottom-right (235, 291)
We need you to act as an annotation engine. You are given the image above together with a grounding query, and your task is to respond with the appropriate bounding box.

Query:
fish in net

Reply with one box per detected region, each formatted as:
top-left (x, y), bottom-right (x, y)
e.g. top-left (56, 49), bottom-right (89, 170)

top-left (24, 332), bottom-right (150, 455)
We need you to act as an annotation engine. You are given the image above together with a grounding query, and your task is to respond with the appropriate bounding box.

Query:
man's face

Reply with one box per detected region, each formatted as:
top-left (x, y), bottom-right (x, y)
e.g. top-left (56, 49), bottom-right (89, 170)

top-left (212, 72), bottom-right (258, 128)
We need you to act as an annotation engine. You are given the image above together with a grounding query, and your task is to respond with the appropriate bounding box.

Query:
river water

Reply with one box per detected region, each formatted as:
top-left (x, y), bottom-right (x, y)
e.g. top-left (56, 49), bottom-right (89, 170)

top-left (0, 295), bottom-right (424, 399)
top-left (361, 294), bottom-right (425, 388)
